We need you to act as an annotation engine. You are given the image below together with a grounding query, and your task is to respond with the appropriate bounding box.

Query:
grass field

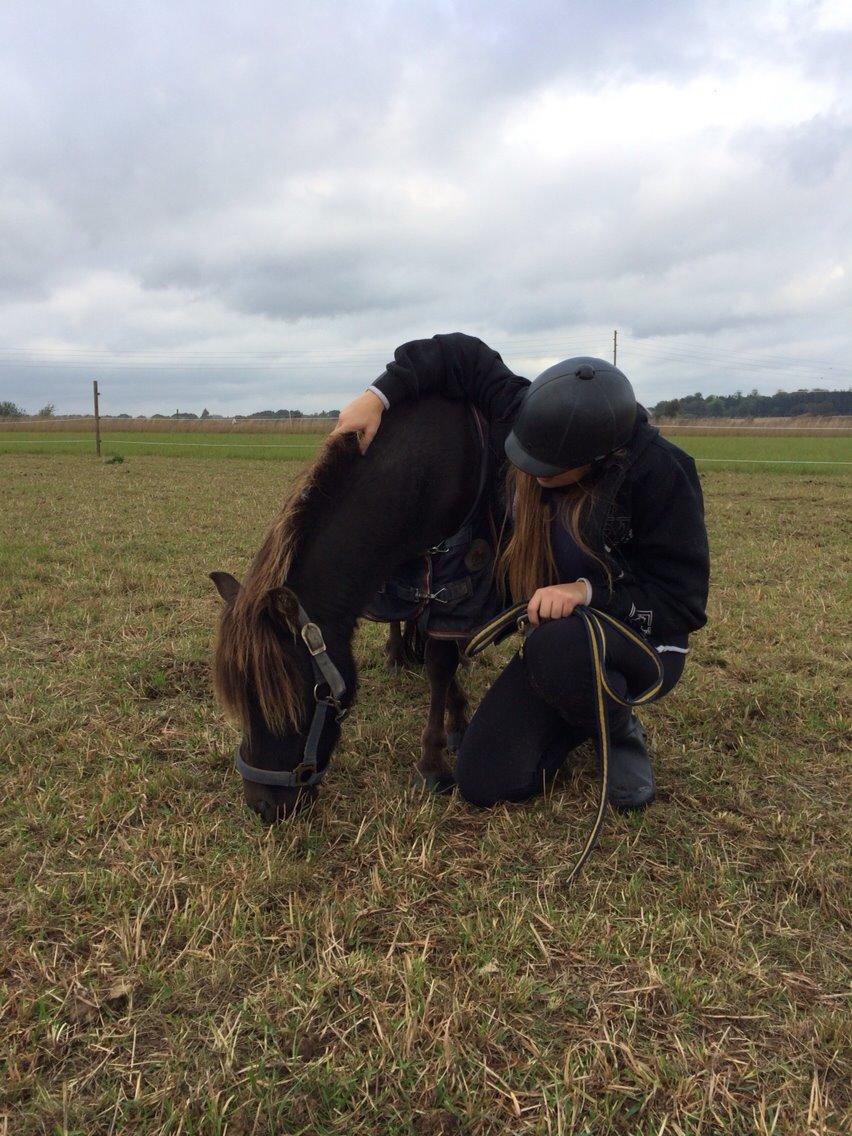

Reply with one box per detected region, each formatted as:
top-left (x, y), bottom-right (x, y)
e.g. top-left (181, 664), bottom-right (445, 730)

top-left (0, 431), bottom-right (328, 461)
top-left (0, 428), bottom-right (850, 472)
top-left (1, 454), bottom-right (850, 1135)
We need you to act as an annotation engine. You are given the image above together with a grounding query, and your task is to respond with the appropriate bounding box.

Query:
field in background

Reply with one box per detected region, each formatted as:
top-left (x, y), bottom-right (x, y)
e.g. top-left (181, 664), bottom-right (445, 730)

top-left (0, 452), bottom-right (849, 1134)
top-left (667, 433), bottom-right (851, 469)
top-left (654, 415), bottom-right (851, 434)
top-left (1, 427), bottom-right (850, 470)
top-left (0, 430), bottom-right (328, 460)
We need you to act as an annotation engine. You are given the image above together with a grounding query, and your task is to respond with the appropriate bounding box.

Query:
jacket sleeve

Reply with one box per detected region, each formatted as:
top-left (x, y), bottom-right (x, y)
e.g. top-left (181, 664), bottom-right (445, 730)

top-left (372, 332), bottom-right (529, 423)
top-left (593, 445), bottom-right (710, 640)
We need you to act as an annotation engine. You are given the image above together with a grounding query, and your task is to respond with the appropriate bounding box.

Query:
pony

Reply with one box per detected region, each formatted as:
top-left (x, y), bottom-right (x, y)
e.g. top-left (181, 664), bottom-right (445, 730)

top-left (210, 397), bottom-right (485, 822)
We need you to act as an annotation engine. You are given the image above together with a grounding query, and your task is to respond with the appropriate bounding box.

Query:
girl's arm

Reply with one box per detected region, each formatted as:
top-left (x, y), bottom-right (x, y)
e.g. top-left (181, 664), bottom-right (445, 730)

top-left (372, 333), bottom-right (529, 423)
top-left (335, 332), bottom-right (529, 452)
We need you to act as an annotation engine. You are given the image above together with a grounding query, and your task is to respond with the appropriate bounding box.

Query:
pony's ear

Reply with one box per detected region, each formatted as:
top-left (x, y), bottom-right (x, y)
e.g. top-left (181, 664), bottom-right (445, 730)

top-left (267, 586), bottom-right (300, 628)
top-left (210, 571), bottom-right (242, 603)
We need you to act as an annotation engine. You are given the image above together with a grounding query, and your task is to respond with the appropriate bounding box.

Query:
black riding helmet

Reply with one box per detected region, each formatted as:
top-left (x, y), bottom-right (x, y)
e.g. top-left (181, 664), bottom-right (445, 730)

top-left (504, 356), bottom-right (637, 477)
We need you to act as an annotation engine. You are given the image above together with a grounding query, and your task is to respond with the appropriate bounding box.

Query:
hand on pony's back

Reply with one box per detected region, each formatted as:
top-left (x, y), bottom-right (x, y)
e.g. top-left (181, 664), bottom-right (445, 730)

top-left (333, 390), bottom-right (385, 454)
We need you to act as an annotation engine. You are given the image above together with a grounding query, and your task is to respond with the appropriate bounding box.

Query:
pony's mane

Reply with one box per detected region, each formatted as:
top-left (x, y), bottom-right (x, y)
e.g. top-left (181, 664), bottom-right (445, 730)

top-left (213, 432), bottom-right (359, 736)
top-left (244, 431), bottom-right (359, 598)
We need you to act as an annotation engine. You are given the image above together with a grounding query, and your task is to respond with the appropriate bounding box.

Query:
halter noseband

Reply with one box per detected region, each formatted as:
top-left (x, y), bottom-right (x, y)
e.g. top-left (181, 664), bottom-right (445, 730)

top-left (234, 601), bottom-right (348, 789)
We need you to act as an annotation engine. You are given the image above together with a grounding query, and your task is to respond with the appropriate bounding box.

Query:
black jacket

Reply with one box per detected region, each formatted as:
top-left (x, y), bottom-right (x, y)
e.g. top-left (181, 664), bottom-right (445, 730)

top-left (374, 332), bottom-right (710, 644)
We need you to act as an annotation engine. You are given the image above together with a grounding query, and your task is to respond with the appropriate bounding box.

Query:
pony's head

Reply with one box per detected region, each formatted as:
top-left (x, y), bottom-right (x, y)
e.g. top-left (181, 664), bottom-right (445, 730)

top-left (210, 568), bottom-right (355, 823)
top-left (209, 438), bottom-right (363, 822)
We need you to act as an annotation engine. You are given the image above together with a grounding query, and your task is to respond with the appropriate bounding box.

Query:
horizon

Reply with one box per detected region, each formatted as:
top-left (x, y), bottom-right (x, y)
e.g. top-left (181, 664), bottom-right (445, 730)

top-left (5, 384), bottom-right (850, 421)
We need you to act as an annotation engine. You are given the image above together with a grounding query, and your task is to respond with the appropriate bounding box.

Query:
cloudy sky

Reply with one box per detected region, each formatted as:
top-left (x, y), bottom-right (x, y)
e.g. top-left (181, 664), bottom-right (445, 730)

top-left (1, 0), bottom-right (850, 415)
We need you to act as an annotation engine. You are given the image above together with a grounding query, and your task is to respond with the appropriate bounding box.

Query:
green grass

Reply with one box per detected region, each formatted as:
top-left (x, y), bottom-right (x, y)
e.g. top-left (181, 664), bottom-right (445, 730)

top-left (1, 454), bottom-right (850, 1135)
top-left (1, 428), bottom-right (850, 470)
top-left (0, 430), bottom-right (327, 460)
top-left (667, 432), bottom-right (852, 471)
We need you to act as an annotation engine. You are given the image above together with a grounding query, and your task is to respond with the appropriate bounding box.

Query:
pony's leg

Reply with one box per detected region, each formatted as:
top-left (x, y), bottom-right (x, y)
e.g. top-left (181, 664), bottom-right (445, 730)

top-left (385, 621), bottom-right (405, 673)
top-left (415, 637), bottom-right (458, 793)
top-left (446, 652), bottom-right (469, 753)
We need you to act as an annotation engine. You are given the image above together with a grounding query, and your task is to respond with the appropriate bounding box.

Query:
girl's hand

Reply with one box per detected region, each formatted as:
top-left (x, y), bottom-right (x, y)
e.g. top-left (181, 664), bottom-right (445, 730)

top-left (332, 390), bottom-right (385, 454)
top-left (527, 582), bottom-right (589, 627)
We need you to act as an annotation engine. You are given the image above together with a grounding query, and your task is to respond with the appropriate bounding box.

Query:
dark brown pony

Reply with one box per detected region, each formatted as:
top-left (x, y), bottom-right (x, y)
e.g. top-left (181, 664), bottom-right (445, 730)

top-left (211, 397), bottom-right (481, 823)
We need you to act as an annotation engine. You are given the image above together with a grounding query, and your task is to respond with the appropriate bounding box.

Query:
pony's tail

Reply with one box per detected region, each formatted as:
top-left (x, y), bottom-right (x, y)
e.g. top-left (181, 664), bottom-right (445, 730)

top-left (213, 592), bottom-right (305, 737)
top-left (401, 619), bottom-right (427, 666)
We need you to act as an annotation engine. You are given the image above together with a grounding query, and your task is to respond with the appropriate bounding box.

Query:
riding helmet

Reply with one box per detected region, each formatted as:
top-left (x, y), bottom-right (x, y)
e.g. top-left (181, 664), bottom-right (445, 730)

top-left (504, 356), bottom-right (637, 477)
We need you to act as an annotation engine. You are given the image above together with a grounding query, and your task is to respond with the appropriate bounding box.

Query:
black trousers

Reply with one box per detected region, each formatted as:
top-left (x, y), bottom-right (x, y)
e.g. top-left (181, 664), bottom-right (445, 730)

top-left (455, 615), bottom-right (686, 807)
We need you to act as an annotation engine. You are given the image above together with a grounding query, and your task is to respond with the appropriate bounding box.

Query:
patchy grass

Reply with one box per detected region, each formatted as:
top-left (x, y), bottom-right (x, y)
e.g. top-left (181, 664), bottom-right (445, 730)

top-left (1, 454), bottom-right (850, 1135)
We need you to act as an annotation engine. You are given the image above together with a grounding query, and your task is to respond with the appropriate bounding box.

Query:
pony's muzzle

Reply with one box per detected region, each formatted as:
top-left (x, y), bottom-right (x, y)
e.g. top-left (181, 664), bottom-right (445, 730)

top-left (242, 781), bottom-right (316, 824)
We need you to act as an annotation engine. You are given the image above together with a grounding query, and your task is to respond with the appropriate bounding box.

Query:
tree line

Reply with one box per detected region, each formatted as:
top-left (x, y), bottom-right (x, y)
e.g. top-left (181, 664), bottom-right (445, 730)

top-left (3, 390), bottom-right (850, 420)
top-left (650, 388), bottom-right (851, 418)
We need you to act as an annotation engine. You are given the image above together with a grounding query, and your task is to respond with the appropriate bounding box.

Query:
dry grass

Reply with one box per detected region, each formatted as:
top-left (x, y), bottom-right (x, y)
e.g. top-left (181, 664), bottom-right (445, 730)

top-left (654, 416), bottom-right (851, 435)
top-left (1, 455), bottom-right (850, 1135)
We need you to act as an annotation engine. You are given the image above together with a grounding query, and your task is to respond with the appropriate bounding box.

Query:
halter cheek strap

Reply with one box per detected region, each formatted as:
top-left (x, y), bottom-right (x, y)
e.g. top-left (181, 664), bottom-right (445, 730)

top-left (235, 602), bottom-right (348, 789)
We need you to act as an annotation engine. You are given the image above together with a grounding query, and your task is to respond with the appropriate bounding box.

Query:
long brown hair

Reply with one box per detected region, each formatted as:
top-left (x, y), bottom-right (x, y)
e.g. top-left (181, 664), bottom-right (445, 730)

top-left (495, 464), bottom-right (613, 602)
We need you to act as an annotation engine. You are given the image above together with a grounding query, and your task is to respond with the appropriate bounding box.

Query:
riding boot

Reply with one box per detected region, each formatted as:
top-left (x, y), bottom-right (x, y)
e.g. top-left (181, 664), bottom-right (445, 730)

top-left (606, 711), bottom-right (655, 811)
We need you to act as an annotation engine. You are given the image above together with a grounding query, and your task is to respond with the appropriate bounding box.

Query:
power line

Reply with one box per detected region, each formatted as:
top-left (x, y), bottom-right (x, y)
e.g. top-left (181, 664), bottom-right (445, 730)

top-left (0, 334), bottom-right (848, 382)
top-left (623, 339), bottom-right (851, 374)
top-left (0, 335), bottom-right (594, 365)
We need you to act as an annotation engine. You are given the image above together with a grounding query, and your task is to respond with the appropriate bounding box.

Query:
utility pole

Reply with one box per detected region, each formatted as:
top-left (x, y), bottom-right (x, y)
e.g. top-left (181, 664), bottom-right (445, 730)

top-left (613, 329), bottom-right (618, 367)
top-left (92, 380), bottom-right (101, 457)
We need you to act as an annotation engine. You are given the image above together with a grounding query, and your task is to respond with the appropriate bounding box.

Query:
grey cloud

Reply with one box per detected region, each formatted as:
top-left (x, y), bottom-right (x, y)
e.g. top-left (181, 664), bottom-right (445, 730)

top-left (0, 0), bottom-right (850, 412)
top-left (742, 113), bottom-right (852, 186)
top-left (145, 248), bottom-right (440, 320)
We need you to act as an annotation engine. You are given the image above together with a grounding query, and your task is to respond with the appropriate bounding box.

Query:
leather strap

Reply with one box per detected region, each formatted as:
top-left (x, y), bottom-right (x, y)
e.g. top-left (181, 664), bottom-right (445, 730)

top-left (464, 602), bottom-right (663, 887)
top-left (234, 602), bottom-right (348, 789)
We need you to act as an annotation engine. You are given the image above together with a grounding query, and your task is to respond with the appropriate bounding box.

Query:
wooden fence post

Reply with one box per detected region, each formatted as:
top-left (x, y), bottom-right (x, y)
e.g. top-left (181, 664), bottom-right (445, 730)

top-left (93, 380), bottom-right (101, 456)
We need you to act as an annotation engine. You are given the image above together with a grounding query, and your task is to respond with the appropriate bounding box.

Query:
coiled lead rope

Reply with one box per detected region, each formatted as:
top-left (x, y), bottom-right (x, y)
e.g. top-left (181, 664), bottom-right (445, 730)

top-left (465, 603), bottom-right (664, 887)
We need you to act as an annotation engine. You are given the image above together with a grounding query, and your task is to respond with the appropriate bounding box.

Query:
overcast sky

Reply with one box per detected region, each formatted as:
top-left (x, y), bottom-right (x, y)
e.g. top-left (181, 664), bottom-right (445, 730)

top-left (1, 0), bottom-right (850, 415)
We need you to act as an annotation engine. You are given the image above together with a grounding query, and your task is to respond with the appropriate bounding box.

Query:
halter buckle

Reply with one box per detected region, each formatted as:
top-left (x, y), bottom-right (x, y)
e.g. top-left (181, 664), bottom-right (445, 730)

top-left (292, 762), bottom-right (318, 786)
top-left (313, 681), bottom-right (348, 722)
top-left (301, 621), bottom-right (327, 656)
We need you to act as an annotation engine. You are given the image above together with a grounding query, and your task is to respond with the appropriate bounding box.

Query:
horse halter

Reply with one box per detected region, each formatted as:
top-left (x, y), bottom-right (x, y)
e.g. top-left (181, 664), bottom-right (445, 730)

top-left (234, 601), bottom-right (348, 790)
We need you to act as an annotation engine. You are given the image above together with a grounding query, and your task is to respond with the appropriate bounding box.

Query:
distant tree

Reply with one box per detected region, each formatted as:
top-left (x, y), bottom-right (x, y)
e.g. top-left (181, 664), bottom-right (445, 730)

top-left (248, 408), bottom-right (308, 419)
top-left (0, 400), bottom-right (25, 418)
top-left (36, 403), bottom-right (56, 418)
top-left (201, 407), bottom-right (210, 419)
top-left (651, 387), bottom-right (851, 418)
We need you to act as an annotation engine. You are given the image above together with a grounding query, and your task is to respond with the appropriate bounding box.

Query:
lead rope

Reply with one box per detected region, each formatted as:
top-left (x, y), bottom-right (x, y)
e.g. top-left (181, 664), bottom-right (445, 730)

top-left (464, 603), bottom-right (664, 888)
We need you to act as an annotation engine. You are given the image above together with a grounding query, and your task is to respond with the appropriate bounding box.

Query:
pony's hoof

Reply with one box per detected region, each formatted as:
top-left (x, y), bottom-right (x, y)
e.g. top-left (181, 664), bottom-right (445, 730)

top-left (446, 730), bottom-right (466, 753)
top-left (412, 770), bottom-right (456, 795)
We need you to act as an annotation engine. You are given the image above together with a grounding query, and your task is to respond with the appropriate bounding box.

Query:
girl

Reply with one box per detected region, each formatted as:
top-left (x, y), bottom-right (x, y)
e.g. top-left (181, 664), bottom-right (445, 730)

top-left (334, 333), bottom-right (710, 810)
